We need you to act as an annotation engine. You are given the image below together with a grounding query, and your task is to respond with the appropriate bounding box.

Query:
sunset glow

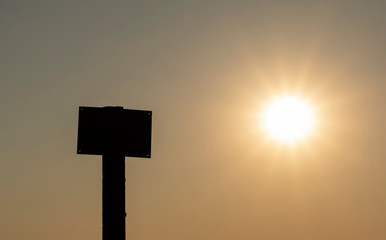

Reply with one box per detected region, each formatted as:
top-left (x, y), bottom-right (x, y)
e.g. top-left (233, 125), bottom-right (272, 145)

top-left (261, 96), bottom-right (316, 143)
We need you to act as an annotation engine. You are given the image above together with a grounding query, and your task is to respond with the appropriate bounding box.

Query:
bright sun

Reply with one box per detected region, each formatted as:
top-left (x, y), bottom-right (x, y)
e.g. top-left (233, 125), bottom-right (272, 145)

top-left (261, 96), bottom-right (316, 143)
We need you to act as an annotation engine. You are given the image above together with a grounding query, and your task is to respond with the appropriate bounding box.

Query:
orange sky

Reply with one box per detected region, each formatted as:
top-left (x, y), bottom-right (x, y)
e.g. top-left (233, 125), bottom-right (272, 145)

top-left (1, 1), bottom-right (386, 239)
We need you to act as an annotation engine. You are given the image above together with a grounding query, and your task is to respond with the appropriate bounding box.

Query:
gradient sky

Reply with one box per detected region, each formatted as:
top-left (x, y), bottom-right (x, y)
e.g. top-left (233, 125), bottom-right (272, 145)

top-left (2, 1), bottom-right (386, 239)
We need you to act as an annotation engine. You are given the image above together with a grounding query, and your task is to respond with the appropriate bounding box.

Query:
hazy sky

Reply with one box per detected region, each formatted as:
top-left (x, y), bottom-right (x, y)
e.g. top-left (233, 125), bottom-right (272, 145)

top-left (2, 1), bottom-right (386, 239)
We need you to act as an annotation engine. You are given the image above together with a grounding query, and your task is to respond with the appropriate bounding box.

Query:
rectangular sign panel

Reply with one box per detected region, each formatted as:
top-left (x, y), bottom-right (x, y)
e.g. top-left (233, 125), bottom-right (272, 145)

top-left (77, 106), bottom-right (152, 158)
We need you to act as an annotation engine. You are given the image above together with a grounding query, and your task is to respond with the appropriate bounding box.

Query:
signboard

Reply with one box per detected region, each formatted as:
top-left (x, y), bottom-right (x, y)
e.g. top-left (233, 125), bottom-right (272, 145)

top-left (77, 106), bottom-right (152, 158)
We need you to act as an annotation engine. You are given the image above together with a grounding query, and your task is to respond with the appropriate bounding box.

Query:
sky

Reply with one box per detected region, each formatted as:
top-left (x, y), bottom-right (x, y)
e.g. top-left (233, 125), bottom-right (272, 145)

top-left (1, 1), bottom-right (386, 239)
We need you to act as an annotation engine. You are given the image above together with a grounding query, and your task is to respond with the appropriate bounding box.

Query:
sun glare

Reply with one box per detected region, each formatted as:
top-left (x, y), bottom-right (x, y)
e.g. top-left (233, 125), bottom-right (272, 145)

top-left (261, 96), bottom-right (316, 143)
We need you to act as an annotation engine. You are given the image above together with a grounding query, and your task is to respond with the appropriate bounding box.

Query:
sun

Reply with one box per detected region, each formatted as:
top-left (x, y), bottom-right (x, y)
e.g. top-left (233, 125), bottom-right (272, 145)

top-left (260, 96), bottom-right (316, 143)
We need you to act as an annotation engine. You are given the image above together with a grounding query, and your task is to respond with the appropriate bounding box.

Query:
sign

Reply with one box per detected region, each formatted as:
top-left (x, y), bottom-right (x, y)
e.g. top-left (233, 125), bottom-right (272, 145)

top-left (77, 106), bottom-right (152, 158)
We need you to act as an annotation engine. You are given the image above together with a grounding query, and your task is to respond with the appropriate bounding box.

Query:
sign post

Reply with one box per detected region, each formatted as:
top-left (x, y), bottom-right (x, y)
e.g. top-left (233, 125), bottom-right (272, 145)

top-left (77, 106), bottom-right (152, 240)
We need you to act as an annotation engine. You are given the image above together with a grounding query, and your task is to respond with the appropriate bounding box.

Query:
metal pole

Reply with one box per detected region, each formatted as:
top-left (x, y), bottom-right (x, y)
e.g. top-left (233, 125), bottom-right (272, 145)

top-left (102, 154), bottom-right (126, 240)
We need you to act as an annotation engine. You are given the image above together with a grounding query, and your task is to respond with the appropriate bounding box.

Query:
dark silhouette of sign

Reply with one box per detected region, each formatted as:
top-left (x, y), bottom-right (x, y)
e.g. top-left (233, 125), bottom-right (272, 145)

top-left (77, 106), bottom-right (152, 240)
top-left (77, 106), bottom-right (152, 157)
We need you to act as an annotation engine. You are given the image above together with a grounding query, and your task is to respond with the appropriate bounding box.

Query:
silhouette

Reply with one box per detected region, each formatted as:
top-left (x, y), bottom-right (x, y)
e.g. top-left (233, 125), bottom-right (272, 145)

top-left (77, 106), bottom-right (152, 240)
